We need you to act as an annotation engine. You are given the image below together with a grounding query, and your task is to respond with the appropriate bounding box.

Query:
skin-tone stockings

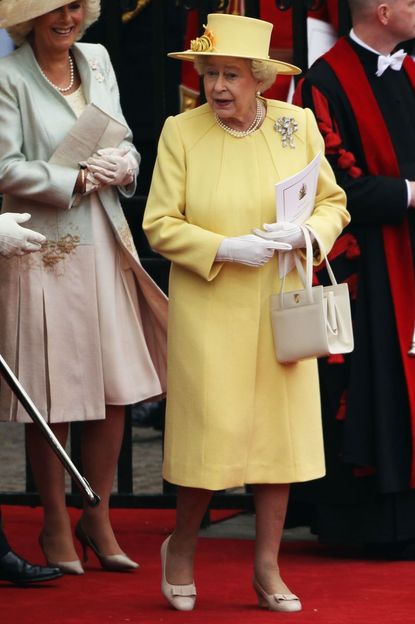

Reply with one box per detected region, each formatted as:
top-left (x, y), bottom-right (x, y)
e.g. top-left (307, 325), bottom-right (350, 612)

top-left (166, 483), bottom-right (291, 594)
top-left (25, 405), bottom-right (125, 563)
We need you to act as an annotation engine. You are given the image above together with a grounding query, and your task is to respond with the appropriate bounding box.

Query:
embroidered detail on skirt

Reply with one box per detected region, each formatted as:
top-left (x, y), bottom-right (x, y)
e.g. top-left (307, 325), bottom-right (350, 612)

top-left (41, 234), bottom-right (81, 268)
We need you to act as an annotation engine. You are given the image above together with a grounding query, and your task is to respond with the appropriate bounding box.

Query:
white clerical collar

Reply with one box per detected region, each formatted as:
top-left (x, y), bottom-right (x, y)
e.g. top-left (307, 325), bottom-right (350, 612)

top-left (349, 29), bottom-right (383, 56)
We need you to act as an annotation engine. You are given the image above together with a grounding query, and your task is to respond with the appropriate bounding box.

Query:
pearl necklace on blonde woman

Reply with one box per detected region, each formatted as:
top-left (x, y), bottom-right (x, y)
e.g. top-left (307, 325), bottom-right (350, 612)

top-left (38, 54), bottom-right (75, 93)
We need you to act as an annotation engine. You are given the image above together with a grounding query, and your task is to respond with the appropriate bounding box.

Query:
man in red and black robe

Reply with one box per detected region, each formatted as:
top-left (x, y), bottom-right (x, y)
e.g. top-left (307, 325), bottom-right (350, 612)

top-left (293, 0), bottom-right (415, 556)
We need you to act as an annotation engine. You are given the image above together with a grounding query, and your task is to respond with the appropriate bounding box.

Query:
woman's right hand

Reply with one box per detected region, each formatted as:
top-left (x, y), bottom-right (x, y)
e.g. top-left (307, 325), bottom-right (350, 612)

top-left (74, 167), bottom-right (101, 197)
top-left (215, 234), bottom-right (291, 267)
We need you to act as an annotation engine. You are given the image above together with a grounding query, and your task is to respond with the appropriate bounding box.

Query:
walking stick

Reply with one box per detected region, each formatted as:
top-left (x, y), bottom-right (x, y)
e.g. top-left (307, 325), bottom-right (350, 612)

top-left (0, 354), bottom-right (100, 507)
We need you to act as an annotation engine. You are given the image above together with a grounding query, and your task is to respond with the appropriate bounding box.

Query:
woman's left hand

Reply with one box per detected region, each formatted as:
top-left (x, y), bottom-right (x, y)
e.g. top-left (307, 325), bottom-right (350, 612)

top-left (86, 147), bottom-right (136, 186)
top-left (252, 222), bottom-right (305, 249)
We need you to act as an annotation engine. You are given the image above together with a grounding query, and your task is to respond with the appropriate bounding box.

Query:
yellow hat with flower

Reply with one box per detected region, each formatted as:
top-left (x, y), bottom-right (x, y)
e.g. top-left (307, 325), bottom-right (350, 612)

top-left (168, 13), bottom-right (301, 76)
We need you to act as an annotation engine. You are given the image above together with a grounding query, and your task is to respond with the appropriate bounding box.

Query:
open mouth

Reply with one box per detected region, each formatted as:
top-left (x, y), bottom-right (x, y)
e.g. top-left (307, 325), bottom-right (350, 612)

top-left (214, 99), bottom-right (233, 108)
top-left (52, 27), bottom-right (75, 36)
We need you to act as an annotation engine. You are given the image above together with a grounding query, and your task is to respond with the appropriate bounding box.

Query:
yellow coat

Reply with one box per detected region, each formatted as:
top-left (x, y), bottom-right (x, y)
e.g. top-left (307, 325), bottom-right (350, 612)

top-left (143, 100), bottom-right (350, 490)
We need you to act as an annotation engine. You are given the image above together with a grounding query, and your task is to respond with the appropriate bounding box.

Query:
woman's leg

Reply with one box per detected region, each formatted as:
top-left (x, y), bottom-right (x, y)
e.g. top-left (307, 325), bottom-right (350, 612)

top-left (166, 486), bottom-right (213, 584)
top-left (252, 483), bottom-right (292, 594)
top-left (25, 422), bottom-right (78, 562)
top-left (78, 405), bottom-right (125, 554)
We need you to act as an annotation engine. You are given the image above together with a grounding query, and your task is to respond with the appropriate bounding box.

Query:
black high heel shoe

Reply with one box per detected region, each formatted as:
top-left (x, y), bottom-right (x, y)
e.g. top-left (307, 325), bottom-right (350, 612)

top-left (74, 522), bottom-right (139, 572)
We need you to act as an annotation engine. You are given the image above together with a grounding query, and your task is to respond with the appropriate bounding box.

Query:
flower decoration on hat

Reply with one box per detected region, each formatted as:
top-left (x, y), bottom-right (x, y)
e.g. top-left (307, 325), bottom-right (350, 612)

top-left (274, 116), bottom-right (298, 148)
top-left (190, 26), bottom-right (215, 53)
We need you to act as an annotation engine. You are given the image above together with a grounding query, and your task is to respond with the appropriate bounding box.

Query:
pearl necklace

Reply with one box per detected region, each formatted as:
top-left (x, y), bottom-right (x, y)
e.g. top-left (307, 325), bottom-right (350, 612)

top-left (39, 54), bottom-right (75, 93)
top-left (215, 98), bottom-right (264, 138)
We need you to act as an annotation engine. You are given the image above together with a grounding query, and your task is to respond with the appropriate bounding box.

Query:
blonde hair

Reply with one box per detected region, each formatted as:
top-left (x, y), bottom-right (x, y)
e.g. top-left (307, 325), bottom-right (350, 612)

top-left (193, 56), bottom-right (278, 92)
top-left (7, 0), bottom-right (101, 46)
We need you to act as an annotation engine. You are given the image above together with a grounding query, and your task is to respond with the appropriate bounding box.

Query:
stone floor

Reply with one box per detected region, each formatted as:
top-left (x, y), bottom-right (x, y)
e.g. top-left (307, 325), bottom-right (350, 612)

top-left (0, 420), bottom-right (164, 494)
top-left (199, 513), bottom-right (315, 541)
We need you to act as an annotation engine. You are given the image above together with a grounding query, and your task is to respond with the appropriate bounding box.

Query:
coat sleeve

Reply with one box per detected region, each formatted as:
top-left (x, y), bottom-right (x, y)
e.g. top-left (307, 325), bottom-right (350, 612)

top-left (294, 73), bottom-right (408, 225)
top-left (99, 44), bottom-right (140, 199)
top-left (0, 69), bottom-right (79, 210)
top-left (142, 115), bottom-right (225, 282)
top-left (299, 107), bottom-right (350, 257)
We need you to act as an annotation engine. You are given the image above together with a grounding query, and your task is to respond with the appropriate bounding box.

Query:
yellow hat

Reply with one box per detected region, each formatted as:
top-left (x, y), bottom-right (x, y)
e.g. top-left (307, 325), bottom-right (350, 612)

top-left (0, 0), bottom-right (78, 28)
top-left (168, 13), bottom-right (301, 76)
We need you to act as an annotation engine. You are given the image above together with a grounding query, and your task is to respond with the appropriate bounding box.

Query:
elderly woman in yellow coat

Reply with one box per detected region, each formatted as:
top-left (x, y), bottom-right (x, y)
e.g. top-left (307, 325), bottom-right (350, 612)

top-left (0, 0), bottom-right (167, 574)
top-left (143, 13), bottom-right (349, 613)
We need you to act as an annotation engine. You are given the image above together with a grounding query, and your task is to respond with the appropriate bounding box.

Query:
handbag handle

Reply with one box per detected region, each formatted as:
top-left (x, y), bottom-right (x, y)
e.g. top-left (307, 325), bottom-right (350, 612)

top-left (278, 224), bottom-right (338, 307)
top-left (303, 224), bottom-right (338, 286)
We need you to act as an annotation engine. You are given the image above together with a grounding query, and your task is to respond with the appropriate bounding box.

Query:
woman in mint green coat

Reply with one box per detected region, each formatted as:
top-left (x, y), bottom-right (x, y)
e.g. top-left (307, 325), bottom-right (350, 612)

top-left (143, 13), bottom-right (349, 614)
top-left (0, 0), bottom-right (167, 574)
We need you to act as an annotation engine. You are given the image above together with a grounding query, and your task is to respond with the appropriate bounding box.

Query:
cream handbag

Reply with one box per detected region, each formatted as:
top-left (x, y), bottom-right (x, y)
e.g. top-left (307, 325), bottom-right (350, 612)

top-left (270, 225), bottom-right (354, 363)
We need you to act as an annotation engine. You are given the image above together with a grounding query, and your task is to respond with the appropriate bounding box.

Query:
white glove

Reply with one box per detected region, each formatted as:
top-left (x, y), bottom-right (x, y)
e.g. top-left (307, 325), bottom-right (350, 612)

top-left (86, 147), bottom-right (137, 186)
top-left (0, 213), bottom-right (46, 257)
top-left (252, 221), bottom-right (305, 249)
top-left (216, 234), bottom-right (291, 267)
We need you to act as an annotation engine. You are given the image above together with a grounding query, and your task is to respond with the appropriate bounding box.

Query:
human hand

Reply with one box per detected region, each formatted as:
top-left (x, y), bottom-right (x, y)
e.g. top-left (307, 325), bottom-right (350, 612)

top-left (86, 147), bottom-right (137, 186)
top-left (216, 234), bottom-right (291, 267)
top-left (0, 212), bottom-right (46, 257)
top-left (252, 222), bottom-right (305, 249)
top-left (85, 170), bottom-right (101, 194)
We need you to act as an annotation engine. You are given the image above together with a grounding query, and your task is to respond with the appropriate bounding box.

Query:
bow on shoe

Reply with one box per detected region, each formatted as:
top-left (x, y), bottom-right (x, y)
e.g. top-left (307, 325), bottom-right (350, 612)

top-left (376, 49), bottom-right (406, 77)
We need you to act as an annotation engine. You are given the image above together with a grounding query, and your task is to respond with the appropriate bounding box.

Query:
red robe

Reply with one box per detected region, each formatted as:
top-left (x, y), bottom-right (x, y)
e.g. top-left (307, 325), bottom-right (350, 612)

top-left (293, 36), bottom-right (415, 546)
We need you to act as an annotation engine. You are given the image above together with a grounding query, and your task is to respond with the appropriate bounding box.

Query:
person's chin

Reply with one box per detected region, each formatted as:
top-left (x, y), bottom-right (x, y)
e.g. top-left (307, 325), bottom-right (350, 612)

top-left (48, 38), bottom-right (76, 52)
top-left (213, 103), bottom-right (234, 117)
top-left (49, 31), bottom-right (79, 47)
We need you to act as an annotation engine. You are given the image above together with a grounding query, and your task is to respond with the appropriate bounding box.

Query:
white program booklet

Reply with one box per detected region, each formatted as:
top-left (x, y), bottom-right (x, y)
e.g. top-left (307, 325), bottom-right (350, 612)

top-left (49, 103), bottom-right (128, 168)
top-left (275, 151), bottom-right (321, 277)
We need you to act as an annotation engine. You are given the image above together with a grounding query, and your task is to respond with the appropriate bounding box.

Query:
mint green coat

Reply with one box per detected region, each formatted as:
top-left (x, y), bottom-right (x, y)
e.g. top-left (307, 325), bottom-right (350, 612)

top-left (0, 42), bottom-right (167, 422)
top-left (143, 101), bottom-right (350, 490)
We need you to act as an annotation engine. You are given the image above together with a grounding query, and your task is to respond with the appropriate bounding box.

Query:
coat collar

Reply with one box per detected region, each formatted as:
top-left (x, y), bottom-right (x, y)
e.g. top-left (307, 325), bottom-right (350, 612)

top-left (18, 41), bottom-right (99, 115)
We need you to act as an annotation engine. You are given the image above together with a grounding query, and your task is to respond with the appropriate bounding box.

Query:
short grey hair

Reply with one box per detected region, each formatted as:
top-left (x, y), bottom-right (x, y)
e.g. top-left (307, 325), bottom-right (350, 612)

top-left (194, 56), bottom-right (278, 92)
top-left (251, 59), bottom-right (278, 92)
top-left (7, 0), bottom-right (101, 47)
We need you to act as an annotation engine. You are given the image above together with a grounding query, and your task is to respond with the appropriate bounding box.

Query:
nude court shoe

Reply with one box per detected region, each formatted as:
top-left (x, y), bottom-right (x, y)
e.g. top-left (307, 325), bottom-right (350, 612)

top-left (161, 536), bottom-right (197, 611)
top-left (75, 522), bottom-right (139, 572)
top-left (253, 576), bottom-right (302, 613)
top-left (39, 532), bottom-right (84, 575)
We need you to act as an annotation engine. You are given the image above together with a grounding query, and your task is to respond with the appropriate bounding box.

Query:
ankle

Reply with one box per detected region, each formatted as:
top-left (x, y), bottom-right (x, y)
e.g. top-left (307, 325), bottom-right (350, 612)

top-left (168, 532), bottom-right (198, 557)
top-left (254, 565), bottom-right (290, 595)
top-left (76, 516), bottom-right (122, 556)
top-left (39, 531), bottom-right (78, 562)
top-left (164, 536), bottom-right (195, 585)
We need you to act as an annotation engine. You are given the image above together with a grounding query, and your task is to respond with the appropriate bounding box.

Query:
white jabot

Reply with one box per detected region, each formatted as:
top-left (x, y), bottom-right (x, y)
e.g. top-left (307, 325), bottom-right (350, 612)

top-left (376, 49), bottom-right (407, 77)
